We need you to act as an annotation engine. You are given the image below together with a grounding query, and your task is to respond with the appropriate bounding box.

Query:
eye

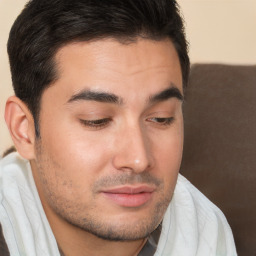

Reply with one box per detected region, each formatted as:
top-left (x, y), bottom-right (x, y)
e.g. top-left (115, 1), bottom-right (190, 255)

top-left (79, 118), bottom-right (111, 129)
top-left (147, 117), bottom-right (174, 126)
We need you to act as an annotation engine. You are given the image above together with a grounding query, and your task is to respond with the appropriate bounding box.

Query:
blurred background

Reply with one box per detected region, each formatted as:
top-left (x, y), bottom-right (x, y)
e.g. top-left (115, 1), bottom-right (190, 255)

top-left (1, 0), bottom-right (256, 155)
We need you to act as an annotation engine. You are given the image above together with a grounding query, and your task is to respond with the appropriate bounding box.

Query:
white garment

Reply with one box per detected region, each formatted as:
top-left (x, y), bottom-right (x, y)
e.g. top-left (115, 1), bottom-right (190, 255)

top-left (0, 153), bottom-right (237, 256)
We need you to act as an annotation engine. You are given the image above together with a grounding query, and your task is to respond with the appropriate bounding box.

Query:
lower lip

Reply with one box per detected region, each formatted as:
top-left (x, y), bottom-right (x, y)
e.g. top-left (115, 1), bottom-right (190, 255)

top-left (102, 192), bottom-right (153, 207)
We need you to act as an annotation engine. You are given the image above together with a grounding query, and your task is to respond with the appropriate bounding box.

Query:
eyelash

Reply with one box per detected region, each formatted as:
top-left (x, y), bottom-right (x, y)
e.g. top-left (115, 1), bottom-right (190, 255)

top-left (147, 117), bottom-right (174, 126)
top-left (80, 118), bottom-right (111, 129)
top-left (80, 117), bottom-right (174, 129)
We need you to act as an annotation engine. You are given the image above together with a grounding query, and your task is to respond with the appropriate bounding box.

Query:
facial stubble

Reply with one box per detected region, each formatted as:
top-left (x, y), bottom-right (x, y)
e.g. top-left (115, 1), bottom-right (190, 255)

top-left (33, 140), bottom-right (174, 242)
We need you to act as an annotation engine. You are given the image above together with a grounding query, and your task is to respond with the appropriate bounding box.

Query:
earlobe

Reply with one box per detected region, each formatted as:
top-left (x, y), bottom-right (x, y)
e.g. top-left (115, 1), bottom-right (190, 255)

top-left (5, 96), bottom-right (36, 160)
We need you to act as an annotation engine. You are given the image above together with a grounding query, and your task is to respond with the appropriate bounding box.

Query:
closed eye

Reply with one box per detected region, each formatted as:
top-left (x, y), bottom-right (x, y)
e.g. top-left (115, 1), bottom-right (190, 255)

top-left (147, 117), bottom-right (174, 126)
top-left (80, 118), bottom-right (112, 129)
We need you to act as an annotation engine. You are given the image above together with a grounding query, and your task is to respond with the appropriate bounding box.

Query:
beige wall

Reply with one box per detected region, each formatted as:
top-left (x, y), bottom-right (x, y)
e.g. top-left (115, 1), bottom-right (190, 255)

top-left (0, 1), bottom-right (28, 156)
top-left (179, 0), bottom-right (256, 64)
top-left (1, 0), bottom-right (256, 155)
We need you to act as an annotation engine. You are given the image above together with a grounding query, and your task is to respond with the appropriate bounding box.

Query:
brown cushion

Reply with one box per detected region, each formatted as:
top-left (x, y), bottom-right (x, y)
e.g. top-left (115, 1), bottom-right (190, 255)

top-left (180, 64), bottom-right (256, 256)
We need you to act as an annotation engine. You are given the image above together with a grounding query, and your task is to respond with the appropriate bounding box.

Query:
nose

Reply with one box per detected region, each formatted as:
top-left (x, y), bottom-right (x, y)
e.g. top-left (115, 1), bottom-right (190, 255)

top-left (112, 123), bottom-right (154, 173)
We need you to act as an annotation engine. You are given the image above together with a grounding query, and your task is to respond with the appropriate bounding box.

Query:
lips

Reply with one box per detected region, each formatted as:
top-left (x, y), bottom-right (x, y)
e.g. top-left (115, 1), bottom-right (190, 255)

top-left (101, 185), bottom-right (155, 208)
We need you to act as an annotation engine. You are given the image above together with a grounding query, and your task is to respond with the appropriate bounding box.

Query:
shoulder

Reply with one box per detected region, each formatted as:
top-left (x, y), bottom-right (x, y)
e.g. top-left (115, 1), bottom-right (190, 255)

top-left (175, 175), bottom-right (225, 213)
top-left (0, 153), bottom-right (28, 256)
top-left (174, 174), bottom-right (232, 230)
top-left (0, 152), bottom-right (27, 170)
top-left (0, 152), bottom-right (29, 183)
top-left (156, 174), bottom-right (237, 255)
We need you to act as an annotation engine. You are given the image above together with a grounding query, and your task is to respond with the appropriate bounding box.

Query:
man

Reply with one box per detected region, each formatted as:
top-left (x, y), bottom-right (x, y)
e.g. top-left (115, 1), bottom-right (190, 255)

top-left (0, 0), bottom-right (237, 255)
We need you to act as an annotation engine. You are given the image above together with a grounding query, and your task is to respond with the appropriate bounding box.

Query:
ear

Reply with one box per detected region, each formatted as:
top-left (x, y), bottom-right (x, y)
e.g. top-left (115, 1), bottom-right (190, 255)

top-left (5, 96), bottom-right (36, 160)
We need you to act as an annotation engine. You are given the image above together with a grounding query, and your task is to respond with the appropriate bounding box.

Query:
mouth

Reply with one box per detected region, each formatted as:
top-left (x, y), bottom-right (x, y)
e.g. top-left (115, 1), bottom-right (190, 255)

top-left (101, 185), bottom-right (156, 208)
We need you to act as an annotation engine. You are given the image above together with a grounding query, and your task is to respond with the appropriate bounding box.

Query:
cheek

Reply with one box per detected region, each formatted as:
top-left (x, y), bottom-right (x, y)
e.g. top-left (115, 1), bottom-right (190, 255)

top-left (152, 122), bottom-right (184, 184)
top-left (155, 119), bottom-right (183, 161)
top-left (155, 139), bottom-right (183, 176)
top-left (39, 116), bottom-right (114, 184)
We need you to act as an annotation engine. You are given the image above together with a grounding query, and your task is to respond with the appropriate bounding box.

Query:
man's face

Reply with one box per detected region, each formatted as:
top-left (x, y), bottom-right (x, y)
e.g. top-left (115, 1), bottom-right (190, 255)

top-left (31, 38), bottom-right (183, 241)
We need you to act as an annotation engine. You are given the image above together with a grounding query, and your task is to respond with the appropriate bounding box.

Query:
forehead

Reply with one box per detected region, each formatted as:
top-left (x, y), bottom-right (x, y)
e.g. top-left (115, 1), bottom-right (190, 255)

top-left (47, 38), bottom-right (183, 103)
top-left (56, 38), bottom-right (181, 71)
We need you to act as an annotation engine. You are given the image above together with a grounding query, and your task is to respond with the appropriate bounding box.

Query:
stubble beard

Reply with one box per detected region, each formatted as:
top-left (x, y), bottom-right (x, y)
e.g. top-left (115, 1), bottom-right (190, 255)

top-left (34, 141), bottom-right (173, 242)
top-left (52, 191), bottom-right (171, 242)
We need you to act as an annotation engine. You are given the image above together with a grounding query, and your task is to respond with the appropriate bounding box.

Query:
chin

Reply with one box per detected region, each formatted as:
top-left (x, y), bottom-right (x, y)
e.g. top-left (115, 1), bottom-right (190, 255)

top-left (66, 205), bottom-right (165, 241)
top-left (81, 220), bottom-right (159, 242)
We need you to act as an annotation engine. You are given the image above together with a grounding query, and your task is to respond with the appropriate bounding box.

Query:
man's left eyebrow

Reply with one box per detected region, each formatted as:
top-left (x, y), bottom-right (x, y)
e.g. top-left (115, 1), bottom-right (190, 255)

top-left (148, 85), bottom-right (184, 103)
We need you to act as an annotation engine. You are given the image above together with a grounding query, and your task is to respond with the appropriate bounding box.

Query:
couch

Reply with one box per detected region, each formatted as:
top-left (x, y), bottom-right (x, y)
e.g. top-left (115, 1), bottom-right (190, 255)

top-left (180, 64), bottom-right (256, 256)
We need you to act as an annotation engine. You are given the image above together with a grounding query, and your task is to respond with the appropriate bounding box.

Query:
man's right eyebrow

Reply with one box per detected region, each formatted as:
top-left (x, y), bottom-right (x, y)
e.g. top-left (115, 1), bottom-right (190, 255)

top-left (66, 89), bottom-right (123, 105)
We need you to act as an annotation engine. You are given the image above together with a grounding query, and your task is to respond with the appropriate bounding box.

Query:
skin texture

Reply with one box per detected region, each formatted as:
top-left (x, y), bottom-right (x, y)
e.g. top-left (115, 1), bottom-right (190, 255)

top-left (5, 38), bottom-right (183, 256)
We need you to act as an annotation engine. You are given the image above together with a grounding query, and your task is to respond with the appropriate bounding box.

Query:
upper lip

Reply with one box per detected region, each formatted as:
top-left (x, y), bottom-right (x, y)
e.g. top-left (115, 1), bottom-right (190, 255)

top-left (102, 185), bottom-right (156, 194)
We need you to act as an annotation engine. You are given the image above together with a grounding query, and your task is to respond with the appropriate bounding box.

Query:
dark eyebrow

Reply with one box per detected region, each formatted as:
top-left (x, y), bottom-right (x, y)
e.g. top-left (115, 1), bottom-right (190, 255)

top-left (66, 85), bottom-right (183, 105)
top-left (67, 90), bottom-right (123, 105)
top-left (148, 85), bottom-right (184, 103)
